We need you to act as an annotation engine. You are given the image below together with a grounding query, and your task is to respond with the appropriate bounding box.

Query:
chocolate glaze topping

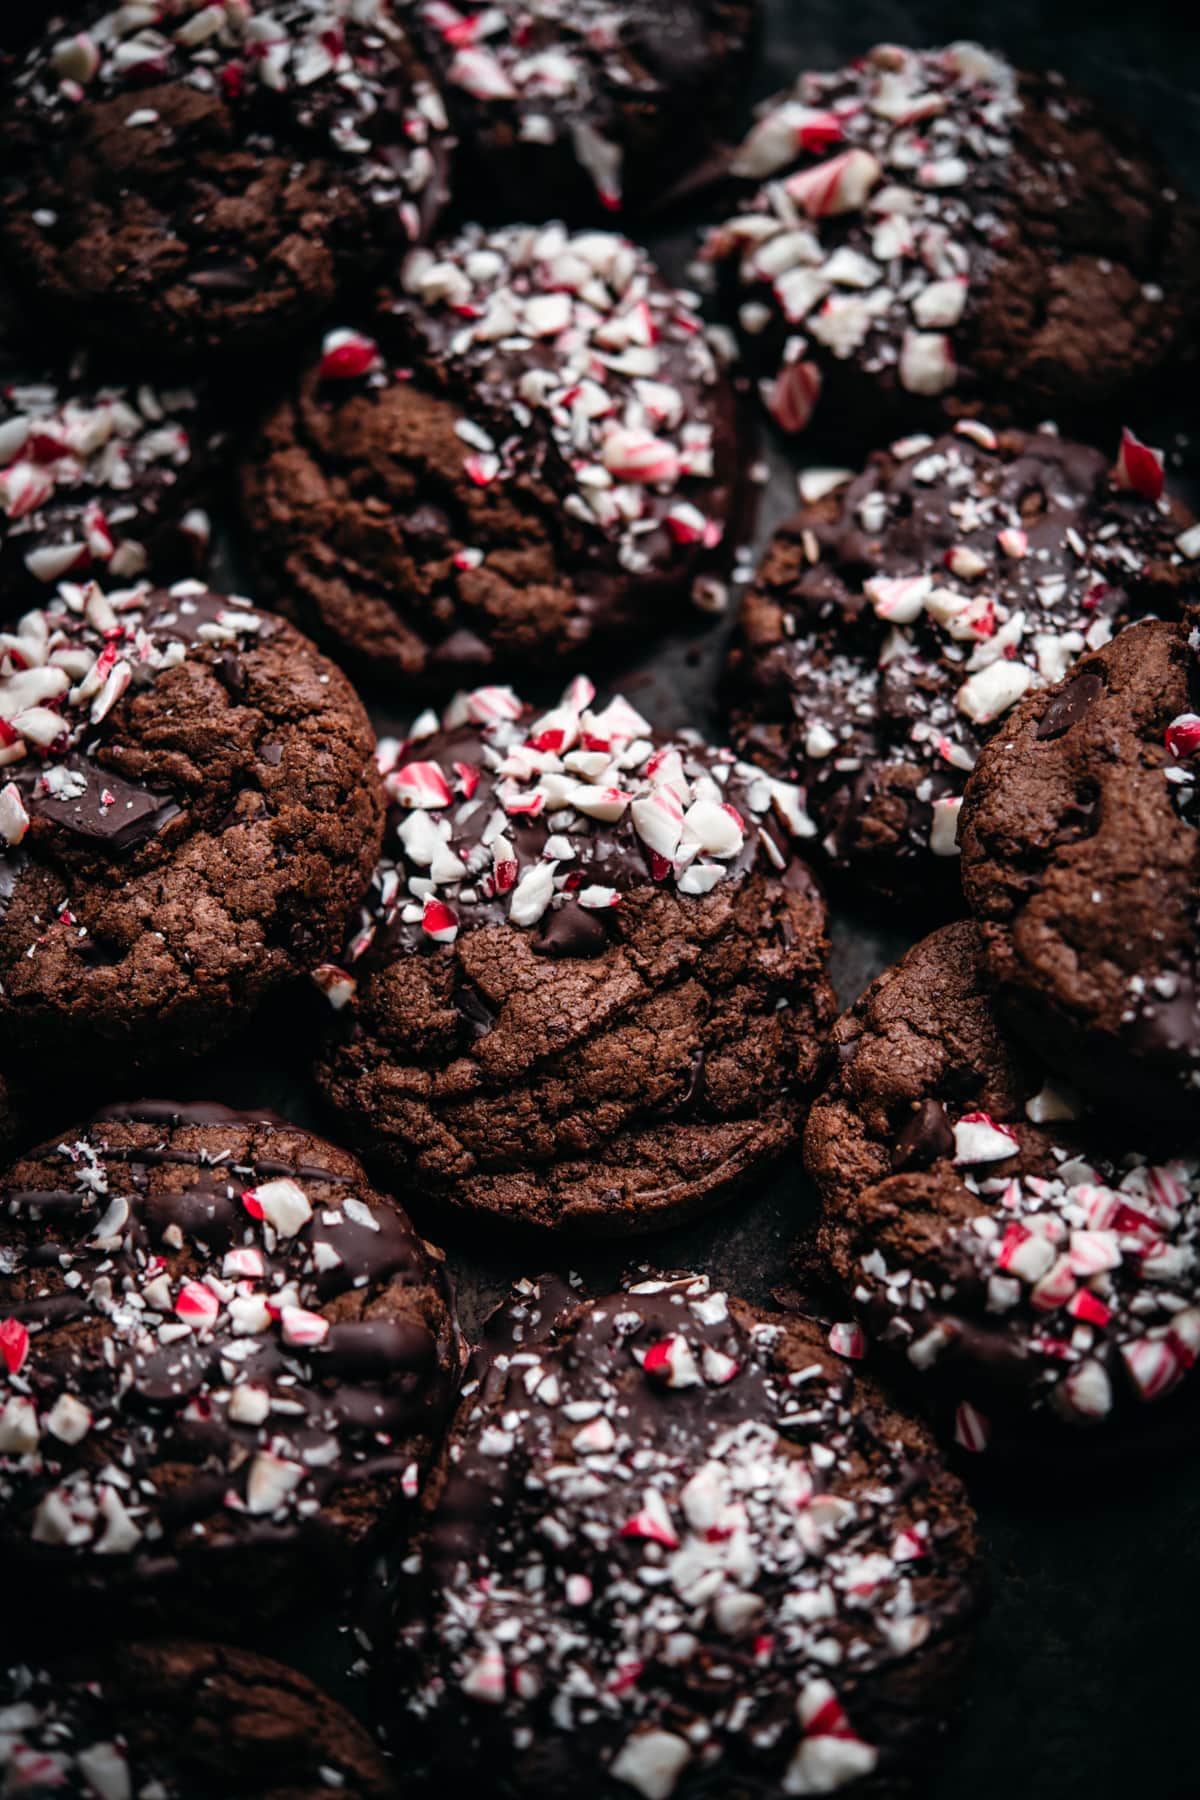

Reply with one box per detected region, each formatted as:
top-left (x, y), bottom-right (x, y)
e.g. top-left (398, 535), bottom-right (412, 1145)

top-left (393, 1275), bottom-right (981, 1798)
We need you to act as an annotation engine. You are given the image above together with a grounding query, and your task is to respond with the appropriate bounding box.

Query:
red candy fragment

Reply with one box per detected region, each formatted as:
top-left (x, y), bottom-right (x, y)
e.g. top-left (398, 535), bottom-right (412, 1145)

top-left (319, 329), bottom-right (380, 382)
top-left (0, 1317), bottom-right (29, 1376)
top-left (1165, 713), bottom-right (1200, 759)
top-left (1113, 427), bottom-right (1165, 502)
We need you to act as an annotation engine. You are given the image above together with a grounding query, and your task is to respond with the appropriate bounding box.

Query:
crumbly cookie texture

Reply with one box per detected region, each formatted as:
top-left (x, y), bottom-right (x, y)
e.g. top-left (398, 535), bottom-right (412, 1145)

top-left (703, 42), bottom-right (1200, 440)
top-left (726, 422), bottom-right (1198, 902)
top-left (0, 1), bottom-right (452, 361)
top-left (0, 1640), bottom-right (397, 1798)
top-left (0, 1102), bottom-right (462, 1633)
top-left (0, 576), bottom-right (384, 1072)
top-left (805, 921), bottom-right (1200, 1455)
top-left (960, 618), bottom-right (1200, 1115)
top-left (0, 351), bottom-right (220, 595)
top-left (240, 221), bottom-right (740, 683)
top-left (313, 675), bottom-right (835, 1233)
top-left (393, 1274), bottom-right (981, 1799)
top-left (403, 0), bottom-right (756, 220)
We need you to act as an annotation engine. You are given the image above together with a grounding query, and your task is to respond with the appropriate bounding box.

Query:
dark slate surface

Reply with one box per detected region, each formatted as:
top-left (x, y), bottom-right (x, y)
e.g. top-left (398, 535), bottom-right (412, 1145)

top-left (14, 3), bottom-right (1198, 1795)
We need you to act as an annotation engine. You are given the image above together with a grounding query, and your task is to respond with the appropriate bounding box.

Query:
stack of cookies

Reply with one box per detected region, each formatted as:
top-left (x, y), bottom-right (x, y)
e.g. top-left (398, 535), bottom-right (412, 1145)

top-left (0, 7), bottom-right (1196, 1798)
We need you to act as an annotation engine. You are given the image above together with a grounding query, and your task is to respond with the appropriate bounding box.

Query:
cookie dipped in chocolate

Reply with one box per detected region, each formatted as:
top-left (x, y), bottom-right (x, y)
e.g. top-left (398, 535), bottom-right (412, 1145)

top-left (0, 1102), bottom-right (462, 1638)
top-left (390, 1273), bottom-right (982, 1799)
top-left (704, 42), bottom-right (1200, 444)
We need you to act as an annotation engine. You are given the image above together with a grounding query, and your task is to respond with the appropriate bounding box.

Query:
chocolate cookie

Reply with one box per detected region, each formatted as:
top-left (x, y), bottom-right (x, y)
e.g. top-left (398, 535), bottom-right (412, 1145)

top-left (960, 618), bottom-right (1200, 1115)
top-left (1, 1641), bottom-right (395, 1798)
top-left (392, 1273), bottom-right (982, 1798)
top-left (403, 0), bottom-right (756, 221)
top-left (312, 676), bottom-right (835, 1234)
top-left (0, 3), bottom-right (452, 366)
top-left (805, 921), bottom-right (1200, 1455)
top-left (702, 43), bottom-right (1200, 443)
top-left (725, 423), bottom-right (1198, 905)
top-left (240, 223), bottom-right (741, 686)
top-left (0, 578), bottom-right (384, 1074)
top-left (0, 342), bottom-right (222, 600)
top-left (0, 1101), bottom-right (462, 1633)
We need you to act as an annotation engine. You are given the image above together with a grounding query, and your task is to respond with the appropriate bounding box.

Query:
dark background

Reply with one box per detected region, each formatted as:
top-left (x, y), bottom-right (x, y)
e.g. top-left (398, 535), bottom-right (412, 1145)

top-left (7, 4), bottom-right (1200, 1795)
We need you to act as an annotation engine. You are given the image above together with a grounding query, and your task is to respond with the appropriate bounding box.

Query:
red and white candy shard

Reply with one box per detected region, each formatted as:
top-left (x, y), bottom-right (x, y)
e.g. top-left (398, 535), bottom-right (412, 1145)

top-left (712, 43), bottom-right (1022, 430)
top-left (242, 1177), bottom-right (313, 1238)
top-left (952, 1112), bottom-right (1019, 1163)
top-left (319, 328), bottom-right (380, 381)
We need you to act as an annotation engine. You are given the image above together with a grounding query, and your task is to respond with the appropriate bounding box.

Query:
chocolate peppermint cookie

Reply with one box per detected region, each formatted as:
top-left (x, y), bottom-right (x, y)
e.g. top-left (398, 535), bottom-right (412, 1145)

top-left (960, 618), bottom-right (1200, 1116)
top-left (240, 223), bottom-right (740, 686)
top-left (1, 1641), bottom-right (396, 1798)
top-left (0, 1101), bottom-right (462, 1633)
top-left (392, 1273), bottom-right (982, 1799)
top-left (703, 42), bottom-right (1200, 443)
top-left (0, 343), bottom-right (222, 601)
top-left (0, 578), bottom-right (384, 1073)
top-left (403, 0), bottom-right (755, 221)
top-left (805, 921), bottom-right (1200, 1455)
top-left (0, 2), bottom-right (452, 365)
top-left (313, 676), bottom-right (834, 1234)
top-left (725, 423), bottom-right (1198, 904)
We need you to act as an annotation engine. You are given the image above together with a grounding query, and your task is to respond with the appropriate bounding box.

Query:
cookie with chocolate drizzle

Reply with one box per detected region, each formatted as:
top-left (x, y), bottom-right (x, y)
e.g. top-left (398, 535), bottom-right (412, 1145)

top-left (0, 1101), bottom-right (462, 1634)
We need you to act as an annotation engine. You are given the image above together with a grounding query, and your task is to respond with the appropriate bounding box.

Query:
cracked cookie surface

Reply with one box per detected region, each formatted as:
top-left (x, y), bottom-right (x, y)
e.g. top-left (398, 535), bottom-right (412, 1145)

top-left (239, 222), bottom-right (740, 687)
top-left (0, 1101), bottom-right (462, 1634)
top-left (392, 1273), bottom-right (981, 1799)
top-left (804, 921), bottom-right (1200, 1453)
top-left (960, 618), bottom-right (1200, 1116)
top-left (0, 1), bottom-right (452, 365)
top-left (725, 424), bottom-right (1197, 905)
top-left (312, 676), bottom-right (834, 1234)
top-left (0, 578), bottom-right (384, 1075)
top-left (1, 1639), bottom-right (396, 1797)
